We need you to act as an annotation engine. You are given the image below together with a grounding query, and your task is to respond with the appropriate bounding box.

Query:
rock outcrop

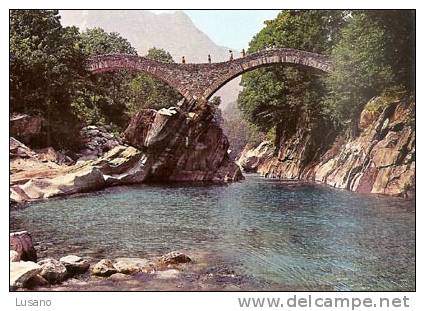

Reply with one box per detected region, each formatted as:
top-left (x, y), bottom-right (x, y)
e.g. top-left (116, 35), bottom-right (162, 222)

top-left (10, 231), bottom-right (37, 262)
top-left (237, 141), bottom-right (274, 172)
top-left (240, 97), bottom-right (415, 197)
top-left (10, 99), bottom-right (243, 204)
top-left (10, 145), bottom-right (147, 202)
top-left (124, 103), bottom-right (243, 182)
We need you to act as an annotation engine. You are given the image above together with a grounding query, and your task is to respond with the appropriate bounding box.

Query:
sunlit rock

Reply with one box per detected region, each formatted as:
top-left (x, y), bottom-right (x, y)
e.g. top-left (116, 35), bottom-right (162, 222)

top-left (92, 259), bottom-right (117, 277)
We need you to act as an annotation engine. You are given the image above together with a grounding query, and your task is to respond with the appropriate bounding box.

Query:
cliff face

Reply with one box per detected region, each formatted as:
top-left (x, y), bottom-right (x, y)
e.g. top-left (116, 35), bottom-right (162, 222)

top-left (239, 97), bottom-right (415, 197)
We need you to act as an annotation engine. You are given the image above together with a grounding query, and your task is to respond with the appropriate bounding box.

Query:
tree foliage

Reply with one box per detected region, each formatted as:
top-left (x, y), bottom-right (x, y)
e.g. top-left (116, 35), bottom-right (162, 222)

top-left (238, 10), bottom-right (414, 139)
top-left (126, 48), bottom-right (181, 114)
top-left (72, 27), bottom-right (138, 129)
top-left (10, 10), bottom-right (86, 149)
top-left (10, 12), bottom-right (182, 149)
top-left (324, 10), bottom-right (415, 133)
top-left (10, 10), bottom-right (415, 152)
top-left (238, 10), bottom-right (347, 137)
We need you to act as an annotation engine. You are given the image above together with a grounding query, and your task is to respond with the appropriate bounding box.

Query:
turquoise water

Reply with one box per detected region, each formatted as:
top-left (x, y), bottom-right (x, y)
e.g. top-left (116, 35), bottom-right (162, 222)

top-left (10, 175), bottom-right (415, 291)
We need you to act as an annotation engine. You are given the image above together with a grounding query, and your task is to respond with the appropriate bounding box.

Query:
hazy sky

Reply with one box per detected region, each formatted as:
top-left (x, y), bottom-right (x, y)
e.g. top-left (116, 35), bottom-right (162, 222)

top-left (152, 10), bottom-right (281, 50)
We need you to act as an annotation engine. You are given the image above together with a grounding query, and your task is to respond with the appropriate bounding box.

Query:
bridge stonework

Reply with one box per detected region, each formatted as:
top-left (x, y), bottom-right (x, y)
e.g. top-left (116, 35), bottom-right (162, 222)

top-left (87, 48), bottom-right (332, 103)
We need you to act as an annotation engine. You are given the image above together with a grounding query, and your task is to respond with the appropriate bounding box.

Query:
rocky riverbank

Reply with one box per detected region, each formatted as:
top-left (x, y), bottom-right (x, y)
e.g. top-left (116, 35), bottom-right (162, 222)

top-left (237, 97), bottom-right (415, 197)
top-left (10, 231), bottom-right (191, 290)
top-left (10, 231), bottom-right (264, 291)
top-left (10, 100), bottom-right (243, 204)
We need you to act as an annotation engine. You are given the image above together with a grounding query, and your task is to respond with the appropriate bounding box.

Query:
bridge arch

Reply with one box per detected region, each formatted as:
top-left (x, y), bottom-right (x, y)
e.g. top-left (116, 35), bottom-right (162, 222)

top-left (87, 48), bottom-right (332, 105)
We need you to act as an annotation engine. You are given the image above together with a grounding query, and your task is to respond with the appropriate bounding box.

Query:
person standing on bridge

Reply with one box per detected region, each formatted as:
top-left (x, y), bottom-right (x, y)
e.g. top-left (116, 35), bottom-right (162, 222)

top-left (182, 56), bottom-right (186, 64)
top-left (229, 50), bottom-right (233, 61)
top-left (208, 54), bottom-right (211, 63)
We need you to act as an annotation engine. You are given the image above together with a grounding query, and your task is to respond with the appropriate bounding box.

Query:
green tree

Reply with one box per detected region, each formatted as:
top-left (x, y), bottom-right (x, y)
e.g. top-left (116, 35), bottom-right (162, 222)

top-left (126, 47), bottom-right (182, 114)
top-left (238, 10), bottom-right (346, 143)
top-left (10, 10), bottom-right (86, 149)
top-left (367, 10), bottom-right (415, 92)
top-left (74, 27), bottom-right (138, 129)
top-left (323, 11), bottom-right (402, 134)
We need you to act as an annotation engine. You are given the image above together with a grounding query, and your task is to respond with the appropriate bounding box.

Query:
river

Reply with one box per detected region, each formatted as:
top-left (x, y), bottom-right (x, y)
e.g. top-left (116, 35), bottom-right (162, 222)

top-left (10, 174), bottom-right (415, 291)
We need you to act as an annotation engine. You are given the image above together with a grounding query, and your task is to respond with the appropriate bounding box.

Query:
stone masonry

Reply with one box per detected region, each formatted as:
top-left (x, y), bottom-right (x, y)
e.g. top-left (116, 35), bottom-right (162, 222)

top-left (87, 48), bottom-right (332, 103)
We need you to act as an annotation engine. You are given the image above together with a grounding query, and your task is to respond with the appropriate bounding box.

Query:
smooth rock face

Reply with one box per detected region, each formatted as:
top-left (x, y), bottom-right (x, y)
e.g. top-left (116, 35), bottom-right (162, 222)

top-left (92, 259), bottom-right (117, 277)
top-left (10, 261), bottom-right (42, 288)
top-left (38, 258), bottom-right (67, 283)
top-left (10, 145), bottom-right (147, 203)
top-left (243, 98), bottom-right (415, 197)
top-left (10, 231), bottom-right (37, 262)
top-left (237, 141), bottom-right (274, 172)
top-left (123, 109), bottom-right (157, 148)
top-left (160, 252), bottom-right (192, 265)
top-left (113, 258), bottom-right (151, 275)
top-left (59, 255), bottom-right (90, 275)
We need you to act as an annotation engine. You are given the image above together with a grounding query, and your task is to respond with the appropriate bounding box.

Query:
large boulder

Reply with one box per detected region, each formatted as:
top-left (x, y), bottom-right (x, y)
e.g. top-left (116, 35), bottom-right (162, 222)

top-left (38, 258), bottom-right (67, 284)
top-left (24, 274), bottom-right (50, 288)
top-left (10, 231), bottom-right (37, 262)
top-left (10, 261), bottom-right (42, 289)
top-left (92, 259), bottom-right (117, 277)
top-left (124, 104), bottom-right (243, 183)
top-left (113, 258), bottom-right (151, 275)
top-left (159, 252), bottom-right (191, 265)
top-left (14, 166), bottom-right (106, 201)
top-left (59, 255), bottom-right (90, 275)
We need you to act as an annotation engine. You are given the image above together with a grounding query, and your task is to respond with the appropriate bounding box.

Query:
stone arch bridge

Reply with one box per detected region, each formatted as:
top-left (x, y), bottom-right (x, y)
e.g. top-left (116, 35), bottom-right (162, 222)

top-left (87, 48), bottom-right (332, 104)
